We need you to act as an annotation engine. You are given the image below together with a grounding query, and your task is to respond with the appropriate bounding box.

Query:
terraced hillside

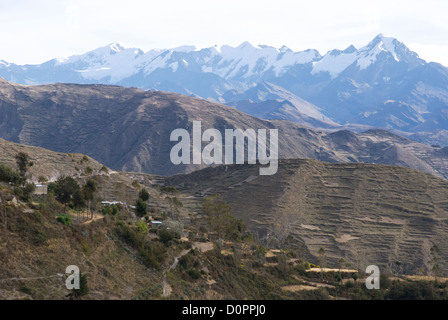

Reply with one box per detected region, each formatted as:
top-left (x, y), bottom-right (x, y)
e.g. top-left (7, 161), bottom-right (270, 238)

top-left (165, 159), bottom-right (448, 274)
top-left (2, 137), bottom-right (448, 275)
top-left (0, 138), bottom-right (105, 181)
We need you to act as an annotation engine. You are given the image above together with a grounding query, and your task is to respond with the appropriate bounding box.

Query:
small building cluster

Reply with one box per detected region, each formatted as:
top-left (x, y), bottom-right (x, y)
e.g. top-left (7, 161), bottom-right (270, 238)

top-left (101, 200), bottom-right (127, 207)
top-left (34, 184), bottom-right (48, 196)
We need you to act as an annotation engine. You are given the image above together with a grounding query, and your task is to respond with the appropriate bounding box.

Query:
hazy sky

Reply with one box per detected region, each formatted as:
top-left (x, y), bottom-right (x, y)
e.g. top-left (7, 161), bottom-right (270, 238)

top-left (1, 0), bottom-right (448, 66)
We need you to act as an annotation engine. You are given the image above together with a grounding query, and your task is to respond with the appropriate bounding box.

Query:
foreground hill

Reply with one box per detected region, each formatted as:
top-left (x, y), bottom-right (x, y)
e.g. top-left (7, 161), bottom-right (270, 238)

top-left (166, 159), bottom-right (448, 274)
top-left (0, 79), bottom-right (447, 180)
top-left (2, 142), bottom-right (448, 299)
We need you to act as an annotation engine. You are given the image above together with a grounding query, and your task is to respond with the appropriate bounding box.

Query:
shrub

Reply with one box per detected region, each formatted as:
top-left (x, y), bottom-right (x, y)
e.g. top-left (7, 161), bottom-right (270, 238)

top-left (160, 186), bottom-right (179, 194)
top-left (20, 183), bottom-right (36, 202)
top-left (19, 283), bottom-right (36, 296)
top-left (335, 273), bottom-right (342, 282)
top-left (38, 176), bottom-right (48, 184)
top-left (139, 241), bottom-right (166, 270)
top-left (27, 225), bottom-right (47, 246)
top-left (345, 280), bottom-right (355, 289)
top-left (136, 220), bottom-right (149, 234)
top-left (385, 281), bottom-right (436, 300)
top-left (178, 253), bottom-right (200, 271)
top-left (132, 180), bottom-right (140, 188)
top-left (188, 269), bottom-right (201, 280)
top-left (103, 205), bottom-right (119, 216)
top-left (115, 224), bottom-right (142, 248)
top-left (12, 183), bottom-right (36, 202)
top-left (114, 224), bottom-right (166, 270)
top-left (158, 229), bottom-right (176, 245)
top-left (0, 164), bottom-right (21, 185)
top-left (57, 214), bottom-right (72, 226)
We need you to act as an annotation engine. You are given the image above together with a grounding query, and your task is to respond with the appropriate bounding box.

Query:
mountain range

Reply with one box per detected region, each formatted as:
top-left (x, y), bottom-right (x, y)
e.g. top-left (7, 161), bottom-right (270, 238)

top-left (1, 78), bottom-right (448, 179)
top-left (1, 34), bottom-right (448, 145)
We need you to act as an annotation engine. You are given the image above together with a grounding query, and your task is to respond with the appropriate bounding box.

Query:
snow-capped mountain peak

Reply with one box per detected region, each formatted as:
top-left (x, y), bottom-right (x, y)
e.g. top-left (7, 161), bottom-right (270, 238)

top-left (0, 34), bottom-right (431, 99)
top-left (311, 34), bottom-right (425, 78)
top-left (360, 34), bottom-right (401, 61)
top-left (6, 35), bottom-right (420, 83)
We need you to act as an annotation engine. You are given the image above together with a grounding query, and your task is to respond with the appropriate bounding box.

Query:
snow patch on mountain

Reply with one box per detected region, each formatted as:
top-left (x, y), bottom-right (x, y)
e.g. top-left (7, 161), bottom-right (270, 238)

top-left (357, 34), bottom-right (400, 70)
top-left (312, 50), bottom-right (358, 78)
top-left (60, 43), bottom-right (147, 82)
top-left (312, 34), bottom-right (408, 78)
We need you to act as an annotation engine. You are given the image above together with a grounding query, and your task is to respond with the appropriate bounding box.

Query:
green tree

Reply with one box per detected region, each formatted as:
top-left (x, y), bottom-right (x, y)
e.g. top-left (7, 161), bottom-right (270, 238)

top-left (54, 176), bottom-right (80, 213)
top-left (134, 198), bottom-right (148, 217)
top-left (47, 182), bottom-right (57, 195)
top-left (430, 245), bottom-right (441, 280)
top-left (38, 176), bottom-right (48, 184)
top-left (352, 272), bottom-right (359, 284)
top-left (0, 164), bottom-right (21, 185)
top-left (337, 258), bottom-right (345, 280)
top-left (15, 152), bottom-right (33, 183)
top-left (201, 194), bottom-right (240, 240)
top-left (318, 247), bottom-right (326, 280)
top-left (102, 205), bottom-right (118, 216)
top-left (277, 253), bottom-right (290, 279)
top-left (139, 188), bottom-right (150, 202)
top-left (82, 179), bottom-right (97, 219)
top-left (72, 189), bottom-right (86, 219)
top-left (20, 182), bottom-right (36, 202)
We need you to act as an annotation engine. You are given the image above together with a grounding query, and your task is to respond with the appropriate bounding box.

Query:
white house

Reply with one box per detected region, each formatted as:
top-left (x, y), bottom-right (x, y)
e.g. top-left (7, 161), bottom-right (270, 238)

top-left (34, 184), bottom-right (48, 196)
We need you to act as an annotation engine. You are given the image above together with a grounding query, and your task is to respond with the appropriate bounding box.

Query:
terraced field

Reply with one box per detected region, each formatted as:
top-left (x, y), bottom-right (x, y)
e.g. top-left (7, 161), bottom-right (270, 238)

top-left (165, 159), bottom-right (448, 274)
